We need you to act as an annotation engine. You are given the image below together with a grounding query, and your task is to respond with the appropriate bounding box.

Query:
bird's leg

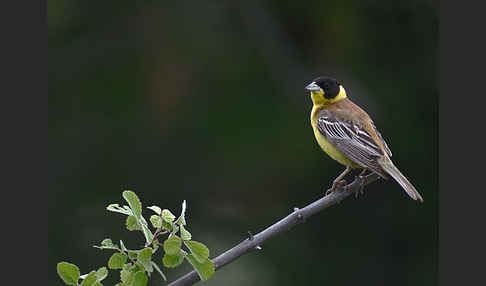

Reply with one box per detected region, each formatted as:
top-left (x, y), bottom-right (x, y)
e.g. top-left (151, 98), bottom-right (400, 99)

top-left (359, 169), bottom-right (368, 177)
top-left (325, 166), bottom-right (352, 196)
top-left (355, 168), bottom-right (368, 198)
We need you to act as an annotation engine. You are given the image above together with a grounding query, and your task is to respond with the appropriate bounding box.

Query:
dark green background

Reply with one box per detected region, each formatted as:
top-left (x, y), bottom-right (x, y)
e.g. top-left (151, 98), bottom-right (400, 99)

top-left (49, 0), bottom-right (438, 285)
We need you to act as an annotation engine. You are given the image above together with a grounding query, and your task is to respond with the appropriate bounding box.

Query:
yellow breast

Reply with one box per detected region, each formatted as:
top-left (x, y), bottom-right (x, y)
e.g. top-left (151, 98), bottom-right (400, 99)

top-left (310, 106), bottom-right (360, 168)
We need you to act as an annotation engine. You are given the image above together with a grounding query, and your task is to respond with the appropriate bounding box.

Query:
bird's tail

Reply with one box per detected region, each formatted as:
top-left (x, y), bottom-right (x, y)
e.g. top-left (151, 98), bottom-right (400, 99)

top-left (378, 157), bottom-right (424, 203)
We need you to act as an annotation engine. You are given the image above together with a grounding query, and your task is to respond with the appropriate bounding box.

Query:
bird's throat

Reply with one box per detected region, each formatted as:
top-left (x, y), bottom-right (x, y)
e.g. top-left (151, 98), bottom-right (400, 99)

top-left (310, 85), bottom-right (348, 107)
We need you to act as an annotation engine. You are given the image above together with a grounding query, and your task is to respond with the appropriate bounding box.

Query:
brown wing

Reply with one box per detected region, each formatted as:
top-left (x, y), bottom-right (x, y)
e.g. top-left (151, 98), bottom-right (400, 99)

top-left (316, 110), bottom-right (389, 178)
top-left (371, 120), bottom-right (392, 157)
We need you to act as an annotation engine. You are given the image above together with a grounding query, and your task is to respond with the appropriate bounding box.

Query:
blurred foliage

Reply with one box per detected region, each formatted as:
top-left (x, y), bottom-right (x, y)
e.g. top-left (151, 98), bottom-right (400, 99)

top-left (49, 0), bottom-right (438, 285)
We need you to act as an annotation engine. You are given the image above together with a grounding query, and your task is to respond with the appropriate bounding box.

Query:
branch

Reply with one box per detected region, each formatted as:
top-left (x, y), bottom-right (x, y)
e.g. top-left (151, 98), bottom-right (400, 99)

top-left (167, 173), bottom-right (381, 286)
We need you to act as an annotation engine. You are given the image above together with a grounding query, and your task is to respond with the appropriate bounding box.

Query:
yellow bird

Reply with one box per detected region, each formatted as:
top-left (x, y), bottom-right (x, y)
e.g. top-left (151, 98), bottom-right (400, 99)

top-left (305, 76), bottom-right (423, 202)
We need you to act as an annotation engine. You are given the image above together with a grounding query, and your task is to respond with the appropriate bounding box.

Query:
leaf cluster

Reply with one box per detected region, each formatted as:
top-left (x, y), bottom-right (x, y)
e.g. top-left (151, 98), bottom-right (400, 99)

top-left (57, 191), bottom-right (214, 286)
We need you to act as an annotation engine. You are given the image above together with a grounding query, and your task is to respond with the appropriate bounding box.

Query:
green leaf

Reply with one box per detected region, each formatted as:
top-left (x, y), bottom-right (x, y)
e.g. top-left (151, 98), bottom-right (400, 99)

top-left (120, 271), bottom-right (132, 284)
top-left (138, 261), bottom-right (153, 273)
top-left (174, 200), bottom-right (187, 226)
top-left (161, 220), bottom-right (173, 232)
top-left (140, 222), bottom-right (154, 245)
top-left (57, 262), bottom-right (80, 285)
top-left (151, 261), bottom-right (167, 281)
top-left (122, 190), bottom-right (142, 219)
top-left (163, 235), bottom-right (182, 255)
top-left (128, 251), bottom-right (138, 260)
top-left (126, 215), bottom-right (141, 231)
top-left (185, 254), bottom-right (215, 281)
top-left (147, 206), bottom-right (162, 215)
top-left (108, 253), bottom-right (128, 269)
top-left (174, 216), bottom-right (186, 227)
top-left (161, 209), bottom-right (176, 223)
top-left (120, 263), bottom-right (142, 284)
top-left (93, 238), bottom-right (118, 250)
top-left (137, 248), bottom-right (153, 273)
top-left (132, 271), bottom-right (148, 286)
top-left (162, 252), bottom-right (185, 268)
top-left (117, 241), bottom-right (141, 259)
top-left (180, 225), bottom-right (192, 241)
top-left (152, 239), bottom-right (159, 252)
top-left (150, 215), bottom-right (162, 229)
top-left (171, 224), bottom-right (180, 235)
top-left (106, 204), bottom-right (132, 216)
top-left (119, 240), bottom-right (128, 252)
top-left (137, 248), bottom-right (152, 262)
top-left (93, 283), bottom-right (103, 286)
top-left (184, 240), bottom-right (209, 263)
top-left (95, 267), bottom-right (108, 282)
top-left (120, 264), bottom-right (132, 284)
top-left (80, 271), bottom-right (97, 286)
top-left (101, 238), bottom-right (115, 247)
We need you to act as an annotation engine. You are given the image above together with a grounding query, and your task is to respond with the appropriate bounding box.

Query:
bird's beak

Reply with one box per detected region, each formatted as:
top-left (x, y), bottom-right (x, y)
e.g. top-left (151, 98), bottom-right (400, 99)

top-left (305, 82), bottom-right (321, 92)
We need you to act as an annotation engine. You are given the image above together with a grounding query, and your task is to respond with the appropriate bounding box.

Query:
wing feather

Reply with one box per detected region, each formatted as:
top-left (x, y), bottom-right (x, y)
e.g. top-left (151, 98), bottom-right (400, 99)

top-left (371, 121), bottom-right (392, 157)
top-left (317, 111), bottom-right (389, 178)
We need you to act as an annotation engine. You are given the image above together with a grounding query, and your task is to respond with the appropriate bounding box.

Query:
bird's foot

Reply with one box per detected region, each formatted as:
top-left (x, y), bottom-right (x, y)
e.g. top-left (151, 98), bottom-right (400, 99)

top-left (354, 175), bottom-right (366, 198)
top-left (325, 179), bottom-right (347, 196)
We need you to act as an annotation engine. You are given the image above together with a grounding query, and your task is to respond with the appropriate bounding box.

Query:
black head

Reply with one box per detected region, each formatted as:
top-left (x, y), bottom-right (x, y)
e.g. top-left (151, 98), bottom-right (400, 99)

top-left (309, 76), bottom-right (341, 99)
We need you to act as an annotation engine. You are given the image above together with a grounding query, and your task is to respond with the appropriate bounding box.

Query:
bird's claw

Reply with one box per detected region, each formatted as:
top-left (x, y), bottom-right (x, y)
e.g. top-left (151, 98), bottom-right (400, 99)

top-left (354, 176), bottom-right (366, 198)
top-left (325, 179), bottom-right (347, 196)
top-left (338, 179), bottom-right (348, 187)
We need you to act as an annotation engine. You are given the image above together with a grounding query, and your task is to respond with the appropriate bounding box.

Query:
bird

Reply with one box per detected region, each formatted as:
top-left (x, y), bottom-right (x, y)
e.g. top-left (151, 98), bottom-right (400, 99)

top-left (305, 76), bottom-right (424, 202)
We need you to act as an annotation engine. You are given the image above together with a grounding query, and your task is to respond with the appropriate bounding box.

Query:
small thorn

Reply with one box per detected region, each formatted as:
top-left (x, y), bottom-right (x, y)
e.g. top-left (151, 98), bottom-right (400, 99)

top-left (293, 207), bottom-right (304, 220)
top-left (295, 213), bottom-right (305, 222)
top-left (294, 209), bottom-right (306, 222)
top-left (247, 231), bottom-right (254, 241)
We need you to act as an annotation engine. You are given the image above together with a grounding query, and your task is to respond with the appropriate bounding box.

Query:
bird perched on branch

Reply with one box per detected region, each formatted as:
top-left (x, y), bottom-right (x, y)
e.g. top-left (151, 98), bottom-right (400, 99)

top-left (305, 76), bottom-right (424, 202)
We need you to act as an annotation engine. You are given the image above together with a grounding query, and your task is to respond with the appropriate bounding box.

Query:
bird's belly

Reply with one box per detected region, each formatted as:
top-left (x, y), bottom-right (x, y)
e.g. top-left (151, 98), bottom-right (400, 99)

top-left (312, 125), bottom-right (360, 168)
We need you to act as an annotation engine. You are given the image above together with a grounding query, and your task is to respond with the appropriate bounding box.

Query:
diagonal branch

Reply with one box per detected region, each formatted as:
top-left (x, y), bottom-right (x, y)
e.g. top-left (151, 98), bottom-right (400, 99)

top-left (167, 173), bottom-right (381, 286)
